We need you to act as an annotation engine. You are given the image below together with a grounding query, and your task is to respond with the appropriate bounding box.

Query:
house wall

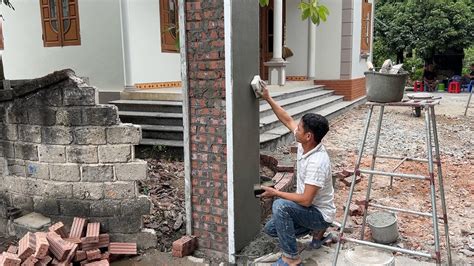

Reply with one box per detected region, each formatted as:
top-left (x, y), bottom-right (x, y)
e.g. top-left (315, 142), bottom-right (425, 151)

top-left (1, 0), bottom-right (125, 92)
top-left (285, 0), bottom-right (308, 76)
top-left (124, 0), bottom-right (181, 85)
top-left (314, 0), bottom-right (342, 80)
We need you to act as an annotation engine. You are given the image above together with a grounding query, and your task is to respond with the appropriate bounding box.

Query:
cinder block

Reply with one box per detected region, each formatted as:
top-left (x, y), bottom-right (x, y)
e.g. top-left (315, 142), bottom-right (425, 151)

top-left (98, 145), bottom-right (131, 163)
top-left (42, 127), bottom-right (73, 145)
top-left (1, 141), bottom-right (15, 158)
top-left (3, 124), bottom-right (18, 140)
top-left (106, 124), bottom-right (141, 145)
top-left (73, 183), bottom-right (104, 200)
top-left (74, 127), bottom-right (106, 145)
top-left (82, 105), bottom-right (119, 126)
top-left (6, 106), bottom-right (28, 124)
top-left (28, 108), bottom-right (56, 126)
top-left (104, 182), bottom-right (136, 199)
top-left (38, 145), bottom-right (66, 163)
top-left (18, 125), bottom-right (41, 143)
top-left (50, 164), bottom-right (80, 182)
top-left (11, 194), bottom-right (33, 211)
top-left (109, 229), bottom-right (157, 250)
top-left (14, 143), bottom-right (38, 161)
top-left (172, 235), bottom-right (197, 258)
top-left (66, 146), bottom-right (98, 163)
top-left (81, 165), bottom-right (114, 182)
top-left (63, 86), bottom-right (97, 106)
top-left (106, 215), bottom-right (142, 234)
top-left (34, 181), bottom-right (73, 199)
top-left (59, 200), bottom-right (90, 217)
top-left (33, 197), bottom-right (60, 216)
top-left (26, 162), bottom-right (49, 180)
top-left (56, 108), bottom-right (82, 126)
top-left (121, 196), bottom-right (151, 216)
top-left (114, 160), bottom-right (147, 181)
top-left (90, 200), bottom-right (121, 217)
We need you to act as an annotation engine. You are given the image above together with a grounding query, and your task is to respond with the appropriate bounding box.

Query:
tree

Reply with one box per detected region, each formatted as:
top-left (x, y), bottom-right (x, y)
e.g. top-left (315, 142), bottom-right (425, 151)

top-left (259, 0), bottom-right (329, 25)
top-left (374, 0), bottom-right (474, 64)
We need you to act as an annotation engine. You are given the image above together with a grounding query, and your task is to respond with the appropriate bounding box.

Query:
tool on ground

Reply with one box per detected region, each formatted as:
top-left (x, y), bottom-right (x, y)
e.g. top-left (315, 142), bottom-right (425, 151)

top-left (332, 101), bottom-right (452, 266)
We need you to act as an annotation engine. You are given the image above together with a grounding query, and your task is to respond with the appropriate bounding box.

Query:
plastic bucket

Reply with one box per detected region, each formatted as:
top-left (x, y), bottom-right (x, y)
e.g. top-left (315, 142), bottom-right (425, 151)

top-left (365, 71), bottom-right (409, 103)
top-left (437, 83), bottom-right (445, 91)
top-left (367, 211), bottom-right (399, 244)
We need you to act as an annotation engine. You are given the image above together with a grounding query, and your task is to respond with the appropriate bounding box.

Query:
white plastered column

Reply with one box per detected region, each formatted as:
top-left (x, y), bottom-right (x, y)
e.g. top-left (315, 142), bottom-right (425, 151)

top-left (264, 0), bottom-right (288, 85)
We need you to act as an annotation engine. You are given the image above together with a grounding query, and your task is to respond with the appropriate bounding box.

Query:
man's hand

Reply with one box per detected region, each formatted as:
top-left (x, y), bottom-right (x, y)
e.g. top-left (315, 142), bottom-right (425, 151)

top-left (261, 81), bottom-right (271, 101)
top-left (261, 186), bottom-right (279, 198)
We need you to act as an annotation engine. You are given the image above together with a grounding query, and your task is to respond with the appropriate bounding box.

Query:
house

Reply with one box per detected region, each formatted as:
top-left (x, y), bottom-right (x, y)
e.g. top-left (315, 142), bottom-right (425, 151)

top-left (1, 0), bottom-right (374, 103)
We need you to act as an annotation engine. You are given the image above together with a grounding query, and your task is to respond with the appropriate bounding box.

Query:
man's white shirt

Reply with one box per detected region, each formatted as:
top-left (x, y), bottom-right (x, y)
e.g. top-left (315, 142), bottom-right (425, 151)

top-left (296, 141), bottom-right (336, 223)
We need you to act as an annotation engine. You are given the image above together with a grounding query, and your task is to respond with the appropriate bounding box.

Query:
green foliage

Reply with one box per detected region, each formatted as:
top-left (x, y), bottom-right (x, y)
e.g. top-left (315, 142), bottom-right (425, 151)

top-left (375, 0), bottom-right (474, 62)
top-left (463, 45), bottom-right (474, 68)
top-left (260, 0), bottom-right (329, 25)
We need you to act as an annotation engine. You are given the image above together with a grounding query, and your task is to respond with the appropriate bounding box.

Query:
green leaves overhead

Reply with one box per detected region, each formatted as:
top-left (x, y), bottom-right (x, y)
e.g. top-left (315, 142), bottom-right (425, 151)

top-left (259, 0), bottom-right (329, 25)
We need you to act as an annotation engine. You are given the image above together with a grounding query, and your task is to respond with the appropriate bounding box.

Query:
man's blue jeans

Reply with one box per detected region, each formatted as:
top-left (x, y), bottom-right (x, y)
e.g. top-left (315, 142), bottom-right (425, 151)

top-left (264, 199), bottom-right (330, 259)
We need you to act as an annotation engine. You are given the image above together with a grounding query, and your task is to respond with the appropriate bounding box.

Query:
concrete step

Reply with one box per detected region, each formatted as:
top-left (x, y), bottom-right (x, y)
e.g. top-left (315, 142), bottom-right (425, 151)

top-left (110, 100), bottom-right (182, 113)
top-left (259, 96), bottom-right (366, 150)
top-left (259, 95), bottom-right (344, 134)
top-left (141, 124), bottom-right (184, 140)
top-left (139, 138), bottom-right (184, 147)
top-left (120, 88), bottom-right (182, 101)
top-left (264, 85), bottom-right (325, 104)
top-left (118, 111), bottom-right (183, 126)
top-left (259, 90), bottom-right (334, 117)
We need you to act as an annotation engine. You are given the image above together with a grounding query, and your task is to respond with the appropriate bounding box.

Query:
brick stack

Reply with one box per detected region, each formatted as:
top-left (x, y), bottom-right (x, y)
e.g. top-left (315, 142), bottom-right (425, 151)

top-left (172, 235), bottom-right (197, 258)
top-left (0, 69), bottom-right (151, 238)
top-left (0, 218), bottom-right (137, 265)
top-left (185, 0), bottom-right (228, 255)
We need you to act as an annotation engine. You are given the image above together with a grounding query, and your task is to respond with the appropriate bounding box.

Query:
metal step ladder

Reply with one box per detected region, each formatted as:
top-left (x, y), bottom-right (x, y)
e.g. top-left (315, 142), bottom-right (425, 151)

top-left (465, 86), bottom-right (473, 116)
top-left (333, 100), bottom-right (452, 266)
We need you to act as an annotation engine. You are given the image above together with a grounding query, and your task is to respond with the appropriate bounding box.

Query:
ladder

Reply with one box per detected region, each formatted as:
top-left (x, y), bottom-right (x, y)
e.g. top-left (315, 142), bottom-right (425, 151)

top-left (332, 100), bottom-right (452, 266)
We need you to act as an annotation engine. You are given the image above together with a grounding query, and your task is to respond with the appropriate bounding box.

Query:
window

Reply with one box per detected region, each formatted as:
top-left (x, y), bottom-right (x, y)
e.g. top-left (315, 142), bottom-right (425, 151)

top-left (159, 0), bottom-right (179, 53)
top-left (360, 0), bottom-right (372, 53)
top-left (39, 0), bottom-right (81, 47)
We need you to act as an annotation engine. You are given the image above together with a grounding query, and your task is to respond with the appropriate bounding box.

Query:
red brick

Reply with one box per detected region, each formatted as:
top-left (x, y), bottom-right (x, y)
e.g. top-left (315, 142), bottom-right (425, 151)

top-left (85, 223), bottom-right (100, 243)
top-left (46, 232), bottom-right (75, 261)
top-left (172, 236), bottom-right (197, 258)
top-left (81, 234), bottom-right (109, 251)
top-left (6, 245), bottom-right (18, 254)
top-left (35, 255), bottom-right (52, 266)
top-left (108, 243), bottom-right (137, 255)
top-left (74, 250), bottom-right (87, 262)
top-left (84, 259), bottom-right (110, 266)
top-left (20, 255), bottom-right (37, 266)
top-left (69, 217), bottom-right (87, 239)
top-left (49, 222), bottom-right (68, 238)
top-left (86, 249), bottom-right (101, 261)
top-left (18, 232), bottom-right (36, 261)
top-left (0, 251), bottom-right (21, 265)
top-left (33, 232), bottom-right (49, 259)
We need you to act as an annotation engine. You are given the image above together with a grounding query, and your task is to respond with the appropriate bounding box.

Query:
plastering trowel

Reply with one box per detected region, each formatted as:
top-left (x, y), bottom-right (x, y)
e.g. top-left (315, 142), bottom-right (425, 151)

top-left (251, 75), bottom-right (266, 98)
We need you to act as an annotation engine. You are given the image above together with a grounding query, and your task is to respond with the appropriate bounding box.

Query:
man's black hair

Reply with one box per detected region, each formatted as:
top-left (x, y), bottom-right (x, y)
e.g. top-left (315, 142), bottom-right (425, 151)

top-left (301, 113), bottom-right (329, 144)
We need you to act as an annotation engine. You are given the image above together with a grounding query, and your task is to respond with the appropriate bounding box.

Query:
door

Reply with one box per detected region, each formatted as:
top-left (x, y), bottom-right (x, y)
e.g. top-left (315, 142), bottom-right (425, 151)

top-left (259, 0), bottom-right (286, 80)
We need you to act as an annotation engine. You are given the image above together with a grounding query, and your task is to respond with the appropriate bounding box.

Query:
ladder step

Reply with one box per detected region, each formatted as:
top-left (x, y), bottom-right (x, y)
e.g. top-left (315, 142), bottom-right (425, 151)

top-left (340, 237), bottom-right (433, 259)
top-left (359, 169), bottom-right (428, 180)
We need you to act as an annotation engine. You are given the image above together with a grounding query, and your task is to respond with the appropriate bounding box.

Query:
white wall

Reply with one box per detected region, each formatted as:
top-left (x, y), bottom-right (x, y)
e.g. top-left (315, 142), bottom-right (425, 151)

top-left (314, 0), bottom-right (342, 80)
top-left (285, 0), bottom-right (308, 76)
top-left (351, 0), bottom-right (374, 78)
top-left (125, 0), bottom-right (181, 84)
top-left (1, 0), bottom-right (124, 92)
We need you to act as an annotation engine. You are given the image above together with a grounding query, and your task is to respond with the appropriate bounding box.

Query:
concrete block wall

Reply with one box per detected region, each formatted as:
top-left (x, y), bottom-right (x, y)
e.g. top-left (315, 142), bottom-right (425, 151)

top-left (185, 0), bottom-right (229, 257)
top-left (0, 69), bottom-right (151, 238)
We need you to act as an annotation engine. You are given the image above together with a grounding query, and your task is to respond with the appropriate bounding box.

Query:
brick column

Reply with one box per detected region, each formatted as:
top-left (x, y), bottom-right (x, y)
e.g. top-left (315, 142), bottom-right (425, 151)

top-left (183, 0), bottom-right (261, 261)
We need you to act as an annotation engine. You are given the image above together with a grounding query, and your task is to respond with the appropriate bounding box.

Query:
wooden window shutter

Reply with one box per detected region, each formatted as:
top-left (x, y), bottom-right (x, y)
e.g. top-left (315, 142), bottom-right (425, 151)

top-left (39, 0), bottom-right (80, 47)
top-left (60, 0), bottom-right (81, 46)
top-left (160, 0), bottom-right (179, 53)
top-left (360, 1), bottom-right (372, 53)
top-left (0, 20), bottom-right (4, 50)
top-left (40, 0), bottom-right (61, 47)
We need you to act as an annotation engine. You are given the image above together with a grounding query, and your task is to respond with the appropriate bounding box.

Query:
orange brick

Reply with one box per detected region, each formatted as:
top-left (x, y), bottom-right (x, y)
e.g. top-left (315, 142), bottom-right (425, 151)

top-left (69, 217), bottom-right (87, 239)
top-left (81, 234), bottom-right (109, 251)
top-left (108, 242), bottom-right (137, 255)
top-left (6, 245), bottom-right (18, 254)
top-left (35, 255), bottom-right (52, 266)
top-left (18, 232), bottom-right (36, 261)
top-left (85, 249), bottom-right (101, 261)
top-left (74, 250), bottom-right (87, 262)
top-left (84, 223), bottom-right (100, 243)
top-left (19, 255), bottom-right (37, 266)
top-left (84, 259), bottom-right (110, 266)
top-left (171, 236), bottom-right (197, 258)
top-left (0, 251), bottom-right (21, 265)
top-left (33, 232), bottom-right (49, 259)
top-left (49, 222), bottom-right (68, 238)
top-left (46, 232), bottom-right (75, 261)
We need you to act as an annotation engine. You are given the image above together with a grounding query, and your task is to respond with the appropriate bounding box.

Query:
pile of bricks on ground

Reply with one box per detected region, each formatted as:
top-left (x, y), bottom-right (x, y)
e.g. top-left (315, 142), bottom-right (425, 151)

top-left (0, 217), bottom-right (137, 265)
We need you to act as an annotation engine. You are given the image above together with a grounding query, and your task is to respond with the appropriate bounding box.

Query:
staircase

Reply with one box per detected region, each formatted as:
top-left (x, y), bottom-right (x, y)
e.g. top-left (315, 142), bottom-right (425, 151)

top-left (109, 83), bottom-right (365, 152)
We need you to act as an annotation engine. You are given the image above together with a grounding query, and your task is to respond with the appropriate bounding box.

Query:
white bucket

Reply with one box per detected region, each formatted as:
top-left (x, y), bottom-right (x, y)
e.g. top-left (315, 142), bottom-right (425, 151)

top-left (344, 246), bottom-right (395, 266)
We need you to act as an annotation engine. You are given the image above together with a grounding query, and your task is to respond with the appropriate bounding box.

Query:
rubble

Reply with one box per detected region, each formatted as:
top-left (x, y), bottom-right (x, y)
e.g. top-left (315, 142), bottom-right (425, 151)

top-left (0, 218), bottom-right (137, 265)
